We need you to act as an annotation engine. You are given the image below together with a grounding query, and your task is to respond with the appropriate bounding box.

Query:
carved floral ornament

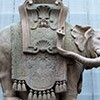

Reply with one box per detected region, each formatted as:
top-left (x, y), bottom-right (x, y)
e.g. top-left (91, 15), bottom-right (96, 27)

top-left (27, 4), bottom-right (60, 30)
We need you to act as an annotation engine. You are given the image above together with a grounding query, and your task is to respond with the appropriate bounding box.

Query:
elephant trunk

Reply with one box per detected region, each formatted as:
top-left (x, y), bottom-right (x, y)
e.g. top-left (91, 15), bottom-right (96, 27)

top-left (56, 30), bottom-right (100, 67)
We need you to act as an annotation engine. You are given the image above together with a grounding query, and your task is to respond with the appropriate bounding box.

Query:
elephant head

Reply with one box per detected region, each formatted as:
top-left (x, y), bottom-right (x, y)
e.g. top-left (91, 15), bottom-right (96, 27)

top-left (71, 25), bottom-right (100, 57)
top-left (56, 25), bottom-right (100, 67)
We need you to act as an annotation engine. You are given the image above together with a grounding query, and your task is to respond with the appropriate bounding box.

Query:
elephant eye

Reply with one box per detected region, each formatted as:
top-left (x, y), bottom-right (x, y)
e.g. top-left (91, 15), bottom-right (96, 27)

top-left (45, 17), bottom-right (49, 20)
top-left (38, 17), bottom-right (42, 19)
top-left (97, 37), bottom-right (100, 40)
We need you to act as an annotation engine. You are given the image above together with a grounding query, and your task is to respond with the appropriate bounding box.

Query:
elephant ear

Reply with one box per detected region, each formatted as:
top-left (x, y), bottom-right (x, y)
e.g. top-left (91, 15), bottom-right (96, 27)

top-left (71, 25), bottom-right (94, 51)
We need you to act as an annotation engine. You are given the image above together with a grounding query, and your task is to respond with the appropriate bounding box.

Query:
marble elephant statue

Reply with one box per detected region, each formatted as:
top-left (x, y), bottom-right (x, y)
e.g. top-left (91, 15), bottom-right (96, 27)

top-left (0, 0), bottom-right (100, 100)
top-left (0, 23), bottom-right (100, 100)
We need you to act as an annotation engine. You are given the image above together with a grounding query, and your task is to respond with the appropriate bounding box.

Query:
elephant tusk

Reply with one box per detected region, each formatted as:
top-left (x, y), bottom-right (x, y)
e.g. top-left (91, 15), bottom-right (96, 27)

top-left (56, 29), bottom-right (100, 67)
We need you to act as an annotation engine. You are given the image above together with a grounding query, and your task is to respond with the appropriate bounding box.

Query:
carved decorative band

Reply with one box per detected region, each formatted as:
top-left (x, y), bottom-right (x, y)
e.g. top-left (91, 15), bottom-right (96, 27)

top-left (12, 80), bottom-right (67, 93)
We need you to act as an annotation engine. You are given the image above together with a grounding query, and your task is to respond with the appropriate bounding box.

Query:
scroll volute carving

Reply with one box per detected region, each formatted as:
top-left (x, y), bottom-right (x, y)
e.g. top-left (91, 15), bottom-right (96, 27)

top-left (26, 4), bottom-right (60, 30)
top-left (49, 9), bottom-right (59, 29)
top-left (28, 10), bottom-right (38, 29)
